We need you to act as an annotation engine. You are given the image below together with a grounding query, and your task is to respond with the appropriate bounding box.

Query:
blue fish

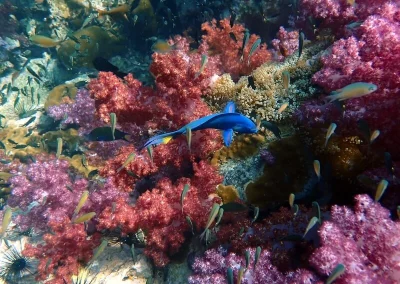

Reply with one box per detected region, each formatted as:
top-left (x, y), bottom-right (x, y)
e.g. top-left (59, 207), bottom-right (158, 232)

top-left (141, 102), bottom-right (257, 149)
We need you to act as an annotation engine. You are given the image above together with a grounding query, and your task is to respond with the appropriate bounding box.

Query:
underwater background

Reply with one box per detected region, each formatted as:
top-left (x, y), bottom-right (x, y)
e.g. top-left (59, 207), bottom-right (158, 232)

top-left (0, 0), bottom-right (399, 282)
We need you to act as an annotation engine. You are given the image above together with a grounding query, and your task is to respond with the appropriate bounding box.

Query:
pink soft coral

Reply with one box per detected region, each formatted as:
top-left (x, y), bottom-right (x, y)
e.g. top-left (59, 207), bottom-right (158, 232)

top-left (310, 194), bottom-right (400, 283)
top-left (272, 27), bottom-right (299, 59)
top-left (295, 10), bottom-right (400, 157)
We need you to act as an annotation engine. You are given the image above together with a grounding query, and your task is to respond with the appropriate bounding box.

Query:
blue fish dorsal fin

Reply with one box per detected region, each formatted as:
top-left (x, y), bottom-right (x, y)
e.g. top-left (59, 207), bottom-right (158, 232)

top-left (223, 129), bottom-right (234, 147)
top-left (224, 101), bottom-right (236, 113)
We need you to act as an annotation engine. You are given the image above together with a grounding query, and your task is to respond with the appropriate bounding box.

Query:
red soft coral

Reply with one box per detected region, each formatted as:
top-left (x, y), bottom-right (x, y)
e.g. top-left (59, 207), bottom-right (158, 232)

top-left (23, 217), bottom-right (101, 284)
top-left (201, 18), bottom-right (273, 79)
top-left (98, 161), bottom-right (223, 266)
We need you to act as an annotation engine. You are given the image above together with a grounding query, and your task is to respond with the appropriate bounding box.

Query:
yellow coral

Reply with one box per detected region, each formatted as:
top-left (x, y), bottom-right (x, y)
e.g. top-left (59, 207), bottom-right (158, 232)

top-left (57, 26), bottom-right (117, 68)
top-left (216, 184), bottom-right (240, 203)
top-left (44, 84), bottom-right (77, 111)
top-left (207, 41), bottom-right (329, 122)
top-left (0, 126), bottom-right (43, 160)
top-left (211, 134), bottom-right (265, 165)
top-left (64, 154), bottom-right (97, 178)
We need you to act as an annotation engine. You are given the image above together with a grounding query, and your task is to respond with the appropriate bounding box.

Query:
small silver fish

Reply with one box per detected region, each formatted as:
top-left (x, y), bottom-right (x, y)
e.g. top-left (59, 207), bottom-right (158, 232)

top-left (215, 208), bottom-right (224, 226)
top-left (370, 130), bottom-right (380, 144)
top-left (117, 152), bottom-right (136, 173)
top-left (110, 113), bottom-right (117, 141)
top-left (298, 31), bottom-right (305, 59)
top-left (237, 267), bottom-right (244, 284)
top-left (185, 127), bottom-right (192, 152)
top-left (326, 264), bottom-right (345, 284)
top-left (251, 207), bottom-right (259, 224)
top-left (282, 71), bottom-right (290, 94)
top-left (195, 54), bottom-right (208, 79)
top-left (278, 102), bottom-right (289, 114)
top-left (181, 184), bottom-right (190, 213)
top-left (185, 215), bottom-right (194, 235)
top-left (73, 212), bottom-right (96, 224)
top-left (200, 203), bottom-right (220, 239)
top-left (245, 250), bottom-right (250, 268)
top-left (56, 137), bottom-right (63, 159)
top-left (90, 239), bottom-right (108, 263)
top-left (1, 207), bottom-right (12, 237)
top-left (312, 201), bottom-right (321, 223)
top-left (375, 179), bottom-right (388, 202)
top-left (289, 193), bottom-right (295, 208)
top-left (240, 30), bottom-right (250, 62)
top-left (147, 146), bottom-right (153, 165)
top-left (254, 246), bottom-right (262, 268)
top-left (324, 123), bottom-right (337, 148)
top-left (227, 268), bottom-right (233, 284)
top-left (133, 14), bottom-right (138, 26)
top-left (313, 160), bottom-right (321, 180)
top-left (326, 82), bottom-right (378, 103)
top-left (303, 216), bottom-right (319, 238)
top-left (247, 39), bottom-right (261, 65)
top-left (74, 190), bottom-right (89, 216)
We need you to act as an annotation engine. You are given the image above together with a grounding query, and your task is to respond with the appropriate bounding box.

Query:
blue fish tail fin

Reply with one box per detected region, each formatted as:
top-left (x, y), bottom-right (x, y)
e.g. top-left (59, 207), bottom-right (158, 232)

top-left (141, 130), bottom-right (181, 150)
top-left (223, 129), bottom-right (234, 146)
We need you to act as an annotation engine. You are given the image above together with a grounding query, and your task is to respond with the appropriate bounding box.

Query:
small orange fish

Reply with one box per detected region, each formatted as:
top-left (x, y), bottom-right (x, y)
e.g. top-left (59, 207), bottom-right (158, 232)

top-left (98, 4), bottom-right (130, 16)
top-left (151, 40), bottom-right (175, 53)
top-left (29, 35), bottom-right (60, 48)
top-left (278, 103), bottom-right (289, 114)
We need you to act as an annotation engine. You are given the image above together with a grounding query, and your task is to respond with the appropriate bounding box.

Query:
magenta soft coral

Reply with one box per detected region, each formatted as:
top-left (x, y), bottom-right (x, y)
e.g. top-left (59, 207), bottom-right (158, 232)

top-left (98, 161), bottom-right (223, 266)
top-left (310, 194), bottom-right (400, 283)
top-left (23, 217), bottom-right (101, 284)
top-left (201, 18), bottom-right (272, 79)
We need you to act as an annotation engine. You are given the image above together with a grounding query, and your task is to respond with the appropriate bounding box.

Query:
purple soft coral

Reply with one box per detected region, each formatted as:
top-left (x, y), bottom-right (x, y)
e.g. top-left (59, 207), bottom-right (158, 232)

top-left (310, 194), bottom-right (400, 283)
top-left (47, 89), bottom-right (103, 134)
top-left (189, 247), bottom-right (320, 284)
top-left (7, 159), bottom-right (127, 232)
